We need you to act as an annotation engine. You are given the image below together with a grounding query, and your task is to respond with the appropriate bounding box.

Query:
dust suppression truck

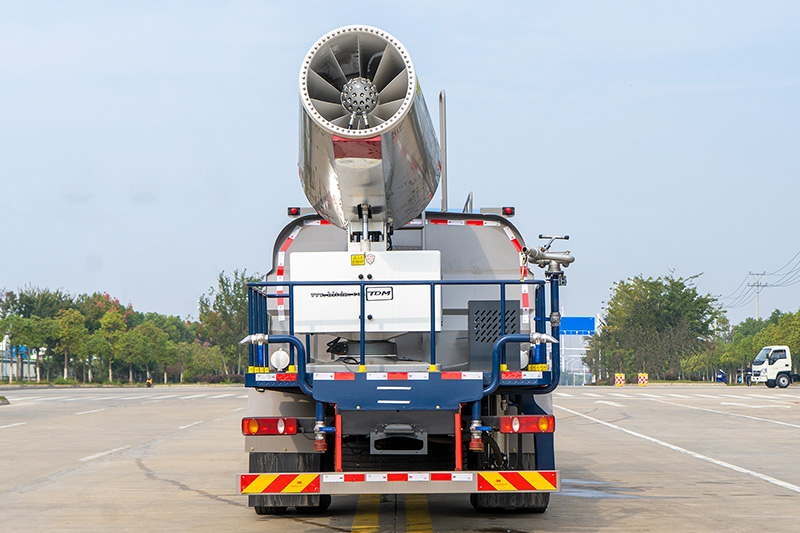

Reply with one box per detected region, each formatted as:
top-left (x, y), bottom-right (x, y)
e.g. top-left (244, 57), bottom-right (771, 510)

top-left (238, 25), bottom-right (575, 514)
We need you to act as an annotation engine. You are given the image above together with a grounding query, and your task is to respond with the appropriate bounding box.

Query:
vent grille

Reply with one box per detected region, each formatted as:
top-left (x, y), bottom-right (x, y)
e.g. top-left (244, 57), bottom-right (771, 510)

top-left (469, 301), bottom-right (520, 366)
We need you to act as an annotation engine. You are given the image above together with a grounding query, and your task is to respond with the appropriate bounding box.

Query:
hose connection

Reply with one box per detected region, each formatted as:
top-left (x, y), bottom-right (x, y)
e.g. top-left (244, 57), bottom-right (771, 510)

top-left (313, 420), bottom-right (328, 452)
top-left (469, 419), bottom-right (483, 451)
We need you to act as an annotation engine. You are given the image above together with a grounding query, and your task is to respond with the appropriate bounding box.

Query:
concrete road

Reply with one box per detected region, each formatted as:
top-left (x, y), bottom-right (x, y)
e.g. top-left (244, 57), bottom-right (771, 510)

top-left (1, 384), bottom-right (799, 532)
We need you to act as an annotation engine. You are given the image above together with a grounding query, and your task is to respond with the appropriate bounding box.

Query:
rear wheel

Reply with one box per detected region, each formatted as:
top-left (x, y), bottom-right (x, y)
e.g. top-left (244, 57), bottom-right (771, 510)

top-left (254, 506), bottom-right (286, 515)
top-left (470, 492), bottom-right (549, 513)
top-left (297, 495), bottom-right (332, 514)
top-left (776, 374), bottom-right (791, 388)
top-left (766, 380), bottom-right (776, 388)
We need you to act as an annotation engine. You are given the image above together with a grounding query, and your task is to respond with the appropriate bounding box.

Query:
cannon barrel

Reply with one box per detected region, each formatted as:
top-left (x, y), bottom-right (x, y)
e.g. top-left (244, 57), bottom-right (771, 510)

top-left (298, 26), bottom-right (440, 232)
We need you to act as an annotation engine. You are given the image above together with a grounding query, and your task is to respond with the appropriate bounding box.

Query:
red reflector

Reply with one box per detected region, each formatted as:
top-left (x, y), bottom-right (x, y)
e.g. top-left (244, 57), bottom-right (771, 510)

top-left (502, 206), bottom-right (515, 216)
top-left (499, 415), bottom-right (555, 434)
top-left (287, 207), bottom-right (301, 216)
top-left (242, 417), bottom-right (298, 436)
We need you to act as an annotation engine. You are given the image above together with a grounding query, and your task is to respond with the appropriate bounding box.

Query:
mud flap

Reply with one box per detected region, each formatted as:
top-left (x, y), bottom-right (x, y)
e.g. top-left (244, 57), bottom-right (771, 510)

top-left (248, 452), bottom-right (327, 509)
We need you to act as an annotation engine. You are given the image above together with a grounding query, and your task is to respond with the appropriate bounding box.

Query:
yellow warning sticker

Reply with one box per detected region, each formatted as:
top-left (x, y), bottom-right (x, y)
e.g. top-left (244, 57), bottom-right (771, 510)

top-left (351, 254), bottom-right (365, 266)
top-left (528, 364), bottom-right (549, 372)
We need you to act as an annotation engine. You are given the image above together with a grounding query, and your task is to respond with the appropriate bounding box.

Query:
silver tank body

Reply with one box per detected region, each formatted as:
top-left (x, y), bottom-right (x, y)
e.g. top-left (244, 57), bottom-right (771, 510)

top-left (298, 25), bottom-right (440, 231)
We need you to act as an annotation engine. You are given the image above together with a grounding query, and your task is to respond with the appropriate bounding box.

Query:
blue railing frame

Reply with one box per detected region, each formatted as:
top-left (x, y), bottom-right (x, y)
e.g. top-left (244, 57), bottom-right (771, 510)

top-left (246, 277), bottom-right (561, 398)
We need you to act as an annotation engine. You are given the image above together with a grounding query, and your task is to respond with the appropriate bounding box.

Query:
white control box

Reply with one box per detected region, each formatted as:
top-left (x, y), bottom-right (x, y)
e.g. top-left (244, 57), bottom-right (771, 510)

top-left (290, 250), bottom-right (442, 334)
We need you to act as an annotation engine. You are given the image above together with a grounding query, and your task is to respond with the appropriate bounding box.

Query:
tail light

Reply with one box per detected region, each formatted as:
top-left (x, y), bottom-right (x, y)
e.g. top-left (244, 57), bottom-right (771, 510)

top-left (242, 417), bottom-right (297, 435)
top-left (499, 415), bottom-right (555, 434)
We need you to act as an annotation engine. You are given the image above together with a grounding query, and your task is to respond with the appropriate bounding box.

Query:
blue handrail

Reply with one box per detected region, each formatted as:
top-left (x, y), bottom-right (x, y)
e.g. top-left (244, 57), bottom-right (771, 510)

top-left (248, 278), bottom-right (545, 368)
top-left (258, 334), bottom-right (313, 396)
top-left (247, 277), bottom-right (560, 398)
top-left (484, 333), bottom-right (560, 396)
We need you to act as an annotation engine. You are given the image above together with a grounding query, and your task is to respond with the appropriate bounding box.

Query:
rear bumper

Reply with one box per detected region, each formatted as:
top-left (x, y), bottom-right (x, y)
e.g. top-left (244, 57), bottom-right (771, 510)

top-left (240, 470), bottom-right (560, 495)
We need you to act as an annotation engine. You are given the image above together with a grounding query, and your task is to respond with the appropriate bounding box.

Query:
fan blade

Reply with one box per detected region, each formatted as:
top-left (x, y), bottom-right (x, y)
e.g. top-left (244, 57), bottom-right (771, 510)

top-left (372, 44), bottom-right (404, 92)
top-left (378, 70), bottom-right (409, 104)
top-left (310, 98), bottom-right (347, 122)
top-left (330, 115), bottom-right (353, 129)
top-left (310, 45), bottom-right (347, 90)
top-left (307, 69), bottom-right (343, 103)
top-left (364, 113), bottom-right (386, 127)
top-left (371, 99), bottom-right (404, 121)
top-left (359, 34), bottom-right (386, 81)
top-left (329, 33), bottom-right (360, 79)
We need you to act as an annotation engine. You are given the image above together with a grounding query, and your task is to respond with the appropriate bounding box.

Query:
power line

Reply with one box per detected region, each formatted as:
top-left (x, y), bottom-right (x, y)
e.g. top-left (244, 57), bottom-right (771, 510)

top-left (766, 250), bottom-right (800, 276)
top-left (720, 250), bottom-right (800, 317)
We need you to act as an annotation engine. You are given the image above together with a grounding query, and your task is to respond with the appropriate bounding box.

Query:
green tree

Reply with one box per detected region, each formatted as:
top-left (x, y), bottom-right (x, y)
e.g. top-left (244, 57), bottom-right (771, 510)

top-left (143, 312), bottom-right (194, 343)
top-left (174, 342), bottom-right (194, 383)
top-left (198, 269), bottom-right (259, 375)
top-left (29, 316), bottom-right (60, 381)
top-left (81, 333), bottom-right (111, 383)
top-left (100, 309), bottom-right (128, 382)
top-left (0, 315), bottom-right (31, 381)
top-left (119, 328), bottom-right (145, 383)
top-left (56, 309), bottom-right (88, 380)
top-left (0, 289), bottom-right (18, 319)
top-left (188, 342), bottom-right (226, 377)
top-left (75, 292), bottom-right (130, 333)
top-left (118, 322), bottom-right (169, 383)
top-left (586, 274), bottom-right (722, 380)
top-left (13, 285), bottom-right (74, 319)
top-left (135, 321), bottom-right (170, 380)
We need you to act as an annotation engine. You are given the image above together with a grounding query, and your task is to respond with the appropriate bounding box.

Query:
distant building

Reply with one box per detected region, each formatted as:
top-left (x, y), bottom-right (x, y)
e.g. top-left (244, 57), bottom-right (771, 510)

top-left (559, 317), bottom-right (595, 385)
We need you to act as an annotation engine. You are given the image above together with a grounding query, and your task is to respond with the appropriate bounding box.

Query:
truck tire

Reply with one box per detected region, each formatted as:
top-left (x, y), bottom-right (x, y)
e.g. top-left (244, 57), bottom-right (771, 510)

top-left (254, 506), bottom-right (286, 515)
top-left (776, 374), bottom-right (791, 388)
top-left (470, 492), bottom-right (549, 513)
top-left (766, 380), bottom-right (776, 388)
top-left (297, 495), bottom-right (332, 514)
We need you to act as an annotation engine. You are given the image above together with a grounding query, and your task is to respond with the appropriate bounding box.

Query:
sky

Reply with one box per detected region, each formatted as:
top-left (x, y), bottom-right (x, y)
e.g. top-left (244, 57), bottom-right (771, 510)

top-left (1, 1), bottom-right (799, 325)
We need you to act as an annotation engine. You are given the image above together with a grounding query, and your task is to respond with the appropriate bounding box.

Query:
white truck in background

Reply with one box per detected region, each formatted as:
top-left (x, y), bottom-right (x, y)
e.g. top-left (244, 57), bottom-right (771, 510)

top-left (751, 345), bottom-right (800, 388)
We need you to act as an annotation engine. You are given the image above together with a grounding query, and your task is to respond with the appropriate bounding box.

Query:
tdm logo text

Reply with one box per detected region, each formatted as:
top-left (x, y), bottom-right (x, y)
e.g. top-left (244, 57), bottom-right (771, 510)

top-left (366, 287), bottom-right (393, 301)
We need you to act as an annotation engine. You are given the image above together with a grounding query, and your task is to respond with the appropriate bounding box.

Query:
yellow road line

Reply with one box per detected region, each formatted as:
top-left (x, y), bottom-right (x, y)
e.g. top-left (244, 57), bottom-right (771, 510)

top-left (405, 494), bottom-right (433, 533)
top-left (352, 494), bottom-right (381, 533)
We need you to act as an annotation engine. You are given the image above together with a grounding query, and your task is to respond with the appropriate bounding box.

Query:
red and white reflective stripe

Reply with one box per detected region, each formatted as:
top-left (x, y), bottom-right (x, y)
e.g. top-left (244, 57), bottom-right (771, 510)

top-left (366, 372), bottom-right (429, 380)
top-left (313, 373), bottom-right (356, 381)
top-left (405, 219), bottom-right (423, 226)
top-left (441, 371), bottom-right (483, 380)
top-left (500, 226), bottom-right (530, 323)
top-left (255, 373), bottom-right (297, 382)
top-left (276, 226), bottom-right (302, 321)
top-left (304, 220), bottom-right (333, 226)
top-left (280, 226), bottom-right (302, 253)
top-left (428, 219), bottom-right (500, 227)
top-left (501, 371), bottom-right (544, 380)
top-left (322, 472), bottom-right (474, 483)
top-left (503, 226), bottom-right (523, 253)
top-left (521, 284), bottom-right (530, 324)
top-left (314, 372), bottom-right (482, 381)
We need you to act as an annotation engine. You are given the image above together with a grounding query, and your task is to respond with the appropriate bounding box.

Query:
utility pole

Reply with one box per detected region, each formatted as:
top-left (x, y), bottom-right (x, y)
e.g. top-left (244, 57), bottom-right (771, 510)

top-left (747, 272), bottom-right (768, 320)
